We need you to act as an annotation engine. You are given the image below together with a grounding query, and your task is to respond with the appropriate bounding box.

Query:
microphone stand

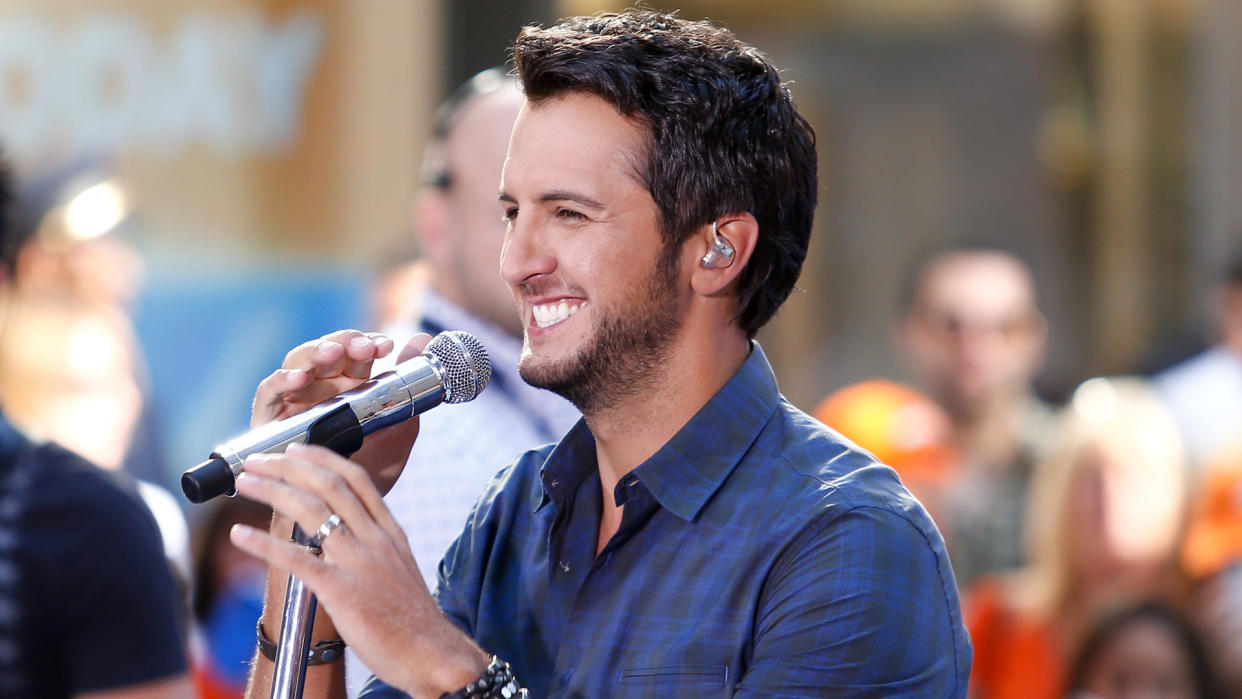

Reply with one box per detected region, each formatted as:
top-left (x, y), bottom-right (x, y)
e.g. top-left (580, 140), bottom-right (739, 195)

top-left (271, 524), bottom-right (321, 699)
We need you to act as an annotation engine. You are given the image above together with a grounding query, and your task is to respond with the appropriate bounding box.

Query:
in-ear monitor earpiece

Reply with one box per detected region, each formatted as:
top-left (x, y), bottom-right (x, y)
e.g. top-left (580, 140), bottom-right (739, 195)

top-left (701, 222), bottom-right (735, 269)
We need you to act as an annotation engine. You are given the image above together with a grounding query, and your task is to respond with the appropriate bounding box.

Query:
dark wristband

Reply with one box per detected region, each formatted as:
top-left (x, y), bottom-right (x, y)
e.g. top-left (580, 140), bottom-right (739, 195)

top-left (256, 618), bottom-right (346, 665)
top-left (440, 656), bottom-right (528, 698)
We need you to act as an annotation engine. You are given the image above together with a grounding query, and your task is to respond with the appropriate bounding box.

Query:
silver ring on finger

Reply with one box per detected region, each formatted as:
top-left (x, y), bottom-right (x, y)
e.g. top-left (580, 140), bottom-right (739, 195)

top-left (317, 513), bottom-right (344, 543)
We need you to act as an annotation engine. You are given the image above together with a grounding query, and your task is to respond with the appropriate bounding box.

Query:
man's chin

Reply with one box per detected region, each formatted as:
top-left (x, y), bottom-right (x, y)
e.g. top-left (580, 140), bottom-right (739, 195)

top-left (519, 354), bottom-right (574, 391)
top-left (520, 352), bottom-right (602, 411)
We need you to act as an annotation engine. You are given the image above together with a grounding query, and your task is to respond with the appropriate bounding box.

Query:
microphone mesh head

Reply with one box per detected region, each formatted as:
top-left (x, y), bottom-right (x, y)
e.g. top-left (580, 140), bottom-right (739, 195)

top-left (424, 330), bottom-right (492, 403)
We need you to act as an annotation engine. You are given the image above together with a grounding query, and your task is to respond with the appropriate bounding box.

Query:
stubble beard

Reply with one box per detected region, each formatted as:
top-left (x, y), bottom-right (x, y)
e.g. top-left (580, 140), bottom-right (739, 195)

top-left (518, 247), bottom-right (682, 416)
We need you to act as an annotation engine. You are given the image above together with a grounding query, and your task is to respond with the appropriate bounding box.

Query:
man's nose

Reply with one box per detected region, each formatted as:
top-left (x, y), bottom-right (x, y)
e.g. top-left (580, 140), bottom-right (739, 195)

top-left (500, 217), bottom-right (556, 286)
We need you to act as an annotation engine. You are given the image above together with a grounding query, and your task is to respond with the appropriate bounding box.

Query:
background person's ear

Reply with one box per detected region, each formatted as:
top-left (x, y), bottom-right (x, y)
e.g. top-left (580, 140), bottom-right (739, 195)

top-left (413, 189), bottom-right (451, 271)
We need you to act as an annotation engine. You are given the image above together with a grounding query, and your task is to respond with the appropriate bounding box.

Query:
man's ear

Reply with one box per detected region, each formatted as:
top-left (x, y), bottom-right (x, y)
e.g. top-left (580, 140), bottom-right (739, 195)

top-left (690, 213), bottom-right (758, 296)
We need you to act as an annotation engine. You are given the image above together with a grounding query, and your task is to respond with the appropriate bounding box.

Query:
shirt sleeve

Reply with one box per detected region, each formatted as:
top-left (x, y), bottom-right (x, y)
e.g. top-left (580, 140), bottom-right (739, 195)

top-left (734, 504), bottom-right (970, 697)
top-left (433, 502), bottom-right (482, 639)
top-left (29, 455), bottom-right (188, 692)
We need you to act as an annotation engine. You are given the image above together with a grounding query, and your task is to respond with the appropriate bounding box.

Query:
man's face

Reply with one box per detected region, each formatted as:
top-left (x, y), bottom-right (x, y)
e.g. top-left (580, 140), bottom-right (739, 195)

top-left (900, 252), bottom-right (1045, 419)
top-left (499, 93), bottom-right (684, 413)
top-left (1064, 443), bottom-right (1184, 585)
top-left (1077, 616), bottom-right (1199, 699)
top-left (438, 86), bottom-right (526, 336)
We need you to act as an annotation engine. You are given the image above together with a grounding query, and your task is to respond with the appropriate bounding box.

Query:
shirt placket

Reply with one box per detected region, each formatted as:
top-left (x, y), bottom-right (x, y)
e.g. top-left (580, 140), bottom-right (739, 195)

top-left (548, 475), bottom-right (660, 694)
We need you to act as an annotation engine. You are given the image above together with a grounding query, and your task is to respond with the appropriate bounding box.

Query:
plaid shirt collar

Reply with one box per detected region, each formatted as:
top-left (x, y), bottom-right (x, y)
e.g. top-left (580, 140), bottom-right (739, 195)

top-left (534, 342), bottom-right (780, 521)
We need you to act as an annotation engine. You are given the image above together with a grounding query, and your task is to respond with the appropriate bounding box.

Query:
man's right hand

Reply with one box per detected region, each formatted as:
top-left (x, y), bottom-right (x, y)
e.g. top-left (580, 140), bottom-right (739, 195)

top-left (250, 329), bottom-right (426, 495)
top-left (237, 329), bottom-right (488, 698)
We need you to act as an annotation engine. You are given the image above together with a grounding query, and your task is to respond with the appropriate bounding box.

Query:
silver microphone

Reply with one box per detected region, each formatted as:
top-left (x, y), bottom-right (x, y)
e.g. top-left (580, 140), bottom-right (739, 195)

top-left (181, 330), bottom-right (492, 504)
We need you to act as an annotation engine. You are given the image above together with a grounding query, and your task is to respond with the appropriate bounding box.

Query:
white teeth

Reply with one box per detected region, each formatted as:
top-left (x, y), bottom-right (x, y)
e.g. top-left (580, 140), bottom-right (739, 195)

top-left (532, 300), bottom-right (583, 328)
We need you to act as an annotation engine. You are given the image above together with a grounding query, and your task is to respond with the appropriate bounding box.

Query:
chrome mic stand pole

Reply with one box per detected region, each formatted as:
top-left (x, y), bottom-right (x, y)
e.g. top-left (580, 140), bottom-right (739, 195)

top-left (271, 524), bottom-right (320, 699)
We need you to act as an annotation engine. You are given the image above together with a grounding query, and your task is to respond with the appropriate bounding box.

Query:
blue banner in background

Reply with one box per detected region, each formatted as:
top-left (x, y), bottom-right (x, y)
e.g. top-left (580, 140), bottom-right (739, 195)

top-left (132, 263), bottom-right (367, 505)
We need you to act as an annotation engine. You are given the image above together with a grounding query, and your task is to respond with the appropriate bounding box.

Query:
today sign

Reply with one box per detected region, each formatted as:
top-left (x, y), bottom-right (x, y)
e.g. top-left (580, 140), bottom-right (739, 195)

top-left (0, 9), bottom-right (324, 161)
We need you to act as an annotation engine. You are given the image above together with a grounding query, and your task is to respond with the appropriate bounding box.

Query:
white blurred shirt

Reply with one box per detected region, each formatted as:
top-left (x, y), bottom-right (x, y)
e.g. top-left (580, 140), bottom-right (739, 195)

top-left (1154, 345), bottom-right (1242, 467)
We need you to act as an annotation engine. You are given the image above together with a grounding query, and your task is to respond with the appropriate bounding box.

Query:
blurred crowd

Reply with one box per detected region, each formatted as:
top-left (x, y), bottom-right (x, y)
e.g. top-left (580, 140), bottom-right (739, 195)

top-left (814, 245), bottom-right (1242, 698)
top-left (1, 58), bottom-right (1240, 699)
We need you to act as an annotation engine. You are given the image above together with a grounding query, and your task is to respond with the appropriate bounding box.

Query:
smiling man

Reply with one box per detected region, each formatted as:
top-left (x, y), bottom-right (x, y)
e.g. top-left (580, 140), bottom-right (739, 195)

top-left (232, 9), bottom-right (971, 698)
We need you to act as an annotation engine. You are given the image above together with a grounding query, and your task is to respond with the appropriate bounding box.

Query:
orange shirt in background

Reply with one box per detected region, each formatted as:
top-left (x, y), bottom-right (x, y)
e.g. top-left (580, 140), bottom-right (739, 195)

top-left (965, 577), bottom-right (1064, 699)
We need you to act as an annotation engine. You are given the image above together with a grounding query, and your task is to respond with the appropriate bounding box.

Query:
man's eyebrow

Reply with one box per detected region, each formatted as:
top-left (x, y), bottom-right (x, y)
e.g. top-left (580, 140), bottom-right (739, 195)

top-left (497, 189), bottom-right (604, 209)
top-left (540, 189), bottom-right (604, 209)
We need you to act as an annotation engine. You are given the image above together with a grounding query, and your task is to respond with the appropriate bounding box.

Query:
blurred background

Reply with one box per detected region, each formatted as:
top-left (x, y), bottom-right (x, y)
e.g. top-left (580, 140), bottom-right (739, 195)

top-left (4, 0), bottom-right (1242, 695)
top-left (0, 0), bottom-right (1236, 516)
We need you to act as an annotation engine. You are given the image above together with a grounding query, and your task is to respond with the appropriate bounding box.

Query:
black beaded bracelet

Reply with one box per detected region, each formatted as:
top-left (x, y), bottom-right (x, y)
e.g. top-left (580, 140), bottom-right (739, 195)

top-left (440, 656), bottom-right (529, 699)
top-left (256, 619), bottom-right (346, 665)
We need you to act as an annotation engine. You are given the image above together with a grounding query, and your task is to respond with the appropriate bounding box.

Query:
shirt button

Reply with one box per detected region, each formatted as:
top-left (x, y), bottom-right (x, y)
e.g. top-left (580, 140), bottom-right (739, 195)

top-left (559, 560), bottom-right (571, 574)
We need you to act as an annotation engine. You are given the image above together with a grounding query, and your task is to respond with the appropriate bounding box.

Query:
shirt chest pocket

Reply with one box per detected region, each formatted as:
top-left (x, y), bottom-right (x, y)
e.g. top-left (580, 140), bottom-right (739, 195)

top-left (617, 663), bottom-right (731, 691)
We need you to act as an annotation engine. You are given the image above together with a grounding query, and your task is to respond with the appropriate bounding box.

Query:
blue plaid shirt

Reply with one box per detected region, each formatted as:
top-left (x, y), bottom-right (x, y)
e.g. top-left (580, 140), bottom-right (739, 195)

top-left (362, 344), bottom-right (971, 697)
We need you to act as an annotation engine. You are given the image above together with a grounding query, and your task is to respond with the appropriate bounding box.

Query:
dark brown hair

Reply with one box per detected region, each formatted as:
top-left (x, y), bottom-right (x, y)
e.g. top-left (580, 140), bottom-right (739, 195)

top-left (512, 9), bottom-right (818, 336)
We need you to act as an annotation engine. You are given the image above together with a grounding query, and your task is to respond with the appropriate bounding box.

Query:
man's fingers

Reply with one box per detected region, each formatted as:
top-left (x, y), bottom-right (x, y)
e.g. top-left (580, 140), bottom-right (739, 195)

top-left (238, 448), bottom-right (389, 550)
top-left (282, 335), bottom-right (343, 371)
top-left (283, 330), bottom-right (391, 379)
top-left (367, 332), bottom-right (396, 357)
top-left (338, 334), bottom-right (382, 380)
top-left (396, 333), bottom-right (433, 364)
top-left (282, 448), bottom-right (429, 595)
top-left (252, 368), bottom-right (311, 426)
top-left (286, 445), bottom-right (410, 547)
top-left (252, 331), bottom-right (400, 428)
top-left (234, 463), bottom-right (339, 542)
top-left (230, 523), bottom-right (333, 586)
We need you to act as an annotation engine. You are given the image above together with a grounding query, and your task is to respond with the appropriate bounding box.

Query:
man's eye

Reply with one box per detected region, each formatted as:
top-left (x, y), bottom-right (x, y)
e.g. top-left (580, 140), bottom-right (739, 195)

top-left (501, 207), bottom-right (518, 223)
top-left (556, 208), bottom-right (586, 222)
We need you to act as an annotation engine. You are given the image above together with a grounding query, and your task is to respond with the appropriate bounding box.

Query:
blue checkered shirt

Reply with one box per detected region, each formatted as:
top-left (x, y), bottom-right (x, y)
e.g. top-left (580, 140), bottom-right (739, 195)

top-left (361, 343), bottom-right (971, 696)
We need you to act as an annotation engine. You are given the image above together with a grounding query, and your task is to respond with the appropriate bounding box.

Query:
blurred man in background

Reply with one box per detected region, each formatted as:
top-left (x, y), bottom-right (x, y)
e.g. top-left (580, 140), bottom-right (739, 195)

top-left (0, 160), bottom-right (191, 595)
top-left (0, 156), bottom-right (191, 697)
top-left (6, 162), bottom-right (144, 310)
top-left (897, 244), bottom-right (1055, 588)
top-left (347, 67), bottom-right (579, 696)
